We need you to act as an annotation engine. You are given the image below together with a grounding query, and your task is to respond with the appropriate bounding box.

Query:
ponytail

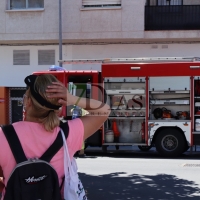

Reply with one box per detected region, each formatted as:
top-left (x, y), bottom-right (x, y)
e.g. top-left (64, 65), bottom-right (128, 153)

top-left (38, 110), bottom-right (60, 132)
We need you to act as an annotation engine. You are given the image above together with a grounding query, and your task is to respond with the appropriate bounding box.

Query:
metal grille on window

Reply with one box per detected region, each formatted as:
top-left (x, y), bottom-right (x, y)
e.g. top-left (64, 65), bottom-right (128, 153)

top-left (13, 50), bottom-right (30, 65)
top-left (38, 50), bottom-right (55, 65)
top-left (82, 0), bottom-right (121, 7)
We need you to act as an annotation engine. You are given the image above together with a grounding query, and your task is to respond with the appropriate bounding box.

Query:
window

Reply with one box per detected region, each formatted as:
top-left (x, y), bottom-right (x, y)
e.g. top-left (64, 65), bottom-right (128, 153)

top-left (82, 0), bottom-right (121, 8)
top-left (38, 50), bottom-right (55, 65)
top-left (10, 0), bottom-right (44, 10)
top-left (13, 50), bottom-right (30, 65)
top-left (157, 0), bottom-right (182, 5)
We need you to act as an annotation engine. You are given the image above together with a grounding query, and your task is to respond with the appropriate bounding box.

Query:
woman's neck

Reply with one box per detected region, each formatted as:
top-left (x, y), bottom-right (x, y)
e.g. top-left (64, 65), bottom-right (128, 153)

top-left (24, 115), bottom-right (40, 123)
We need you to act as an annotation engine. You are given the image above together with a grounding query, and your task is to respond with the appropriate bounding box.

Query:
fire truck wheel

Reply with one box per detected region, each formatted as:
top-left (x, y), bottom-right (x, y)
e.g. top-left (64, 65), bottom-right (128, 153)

top-left (102, 145), bottom-right (108, 153)
top-left (138, 145), bottom-right (152, 151)
top-left (155, 128), bottom-right (186, 157)
top-left (183, 145), bottom-right (190, 153)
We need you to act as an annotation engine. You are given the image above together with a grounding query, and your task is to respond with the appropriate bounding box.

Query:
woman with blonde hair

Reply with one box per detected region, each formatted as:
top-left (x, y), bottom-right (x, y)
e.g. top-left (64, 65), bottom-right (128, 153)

top-left (0, 74), bottom-right (110, 199)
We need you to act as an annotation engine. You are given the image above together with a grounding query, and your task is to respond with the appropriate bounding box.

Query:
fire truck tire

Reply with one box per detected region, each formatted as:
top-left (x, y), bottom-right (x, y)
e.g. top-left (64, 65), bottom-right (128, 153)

top-left (102, 145), bottom-right (108, 153)
top-left (138, 145), bottom-right (152, 151)
top-left (155, 128), bottom-right (186, 157)
top-left (183, 145), bottom-right (190, 153)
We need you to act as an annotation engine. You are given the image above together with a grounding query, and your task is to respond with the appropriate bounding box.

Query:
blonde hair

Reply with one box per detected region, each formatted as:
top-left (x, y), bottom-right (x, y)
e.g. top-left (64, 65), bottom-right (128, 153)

top-left (27, 74), bottom-right (61, 132)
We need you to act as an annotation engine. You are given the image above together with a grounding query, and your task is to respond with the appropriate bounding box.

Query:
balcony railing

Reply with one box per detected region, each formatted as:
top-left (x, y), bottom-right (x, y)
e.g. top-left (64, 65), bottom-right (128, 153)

top-left (145, 5), bottom-right (200, 30)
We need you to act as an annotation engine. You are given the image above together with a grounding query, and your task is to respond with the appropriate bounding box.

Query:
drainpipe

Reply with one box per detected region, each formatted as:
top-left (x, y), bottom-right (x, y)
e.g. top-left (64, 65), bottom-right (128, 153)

top-left (59, 0), bottom-right (62, 67)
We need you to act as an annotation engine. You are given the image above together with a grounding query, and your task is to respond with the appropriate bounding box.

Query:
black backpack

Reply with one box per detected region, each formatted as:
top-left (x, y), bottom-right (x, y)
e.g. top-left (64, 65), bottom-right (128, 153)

top-left (1, 121), bottom-right (69, 200)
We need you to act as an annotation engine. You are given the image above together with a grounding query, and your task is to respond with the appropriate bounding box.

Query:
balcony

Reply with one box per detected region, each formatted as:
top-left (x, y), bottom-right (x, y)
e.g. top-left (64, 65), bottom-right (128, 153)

top-left (145, 5), bottom-right (200, 30)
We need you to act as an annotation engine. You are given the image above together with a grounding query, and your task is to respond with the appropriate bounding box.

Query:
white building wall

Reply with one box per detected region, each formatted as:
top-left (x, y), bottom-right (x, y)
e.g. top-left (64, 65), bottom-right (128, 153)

top-left (67, 43), bottom-right (198, 59)
top-left (1, 0), bottom-right (200, 43)
top-left (0, 1), bottom-right (6, 34)
top-left (1, 42), bottom-right (200, 87)
top-left (0, 45), bottom-right (59, 87)
top-left (0, 0), bottom-right (146, 43)
top-left (1, 0), bottom-right (200, 87)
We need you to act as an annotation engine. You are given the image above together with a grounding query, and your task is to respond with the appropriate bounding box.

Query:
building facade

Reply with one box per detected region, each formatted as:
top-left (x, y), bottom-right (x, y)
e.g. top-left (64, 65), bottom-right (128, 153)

top-left (1, 0), bottom-right (200, 123)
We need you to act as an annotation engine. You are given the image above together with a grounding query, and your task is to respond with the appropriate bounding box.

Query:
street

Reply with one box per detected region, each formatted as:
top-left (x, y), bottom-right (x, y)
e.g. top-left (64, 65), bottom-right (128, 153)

top-left (77, 146), bottom-right (200, 200)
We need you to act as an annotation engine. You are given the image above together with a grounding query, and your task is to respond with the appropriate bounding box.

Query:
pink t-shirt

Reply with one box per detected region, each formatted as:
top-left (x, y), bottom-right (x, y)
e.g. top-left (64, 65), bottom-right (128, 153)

top-left (0, 118), bottom-right (84, 197)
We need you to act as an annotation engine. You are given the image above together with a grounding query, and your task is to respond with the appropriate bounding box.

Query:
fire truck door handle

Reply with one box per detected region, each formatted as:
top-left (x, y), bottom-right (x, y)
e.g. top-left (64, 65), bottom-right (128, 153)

top-left (190, 66), bottom-right (200, 69)
top-left (131, 67), bottom-right (141, 70)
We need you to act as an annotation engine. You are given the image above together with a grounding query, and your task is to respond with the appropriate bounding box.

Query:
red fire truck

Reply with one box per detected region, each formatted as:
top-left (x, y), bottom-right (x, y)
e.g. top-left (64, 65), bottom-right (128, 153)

top-left (32, 57), bottom-right (200, 157)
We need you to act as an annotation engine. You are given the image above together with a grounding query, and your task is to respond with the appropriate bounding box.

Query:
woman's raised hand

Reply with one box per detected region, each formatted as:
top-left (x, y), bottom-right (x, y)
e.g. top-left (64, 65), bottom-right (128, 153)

top-left (46, 82), bottom-right (70, 106)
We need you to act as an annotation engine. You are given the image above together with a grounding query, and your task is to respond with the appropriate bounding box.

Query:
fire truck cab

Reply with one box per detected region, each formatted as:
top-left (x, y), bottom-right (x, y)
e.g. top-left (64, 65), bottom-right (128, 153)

top-left (33, 57), bottom-right (200, 157)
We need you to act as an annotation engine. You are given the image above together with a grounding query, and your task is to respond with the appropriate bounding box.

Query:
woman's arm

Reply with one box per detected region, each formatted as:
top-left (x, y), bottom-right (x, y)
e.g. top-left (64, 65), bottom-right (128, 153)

top-left (46, 82), bottom-right (110, 140)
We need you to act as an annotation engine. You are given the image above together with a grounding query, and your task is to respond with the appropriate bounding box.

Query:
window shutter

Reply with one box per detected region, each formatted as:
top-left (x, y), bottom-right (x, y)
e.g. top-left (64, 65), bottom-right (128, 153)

top-left (38, 50), bottom-right (55, 65)
top-left (13, 50), bottom-right (30, 65)
top-left (83, 0), bottom-right (121, 6)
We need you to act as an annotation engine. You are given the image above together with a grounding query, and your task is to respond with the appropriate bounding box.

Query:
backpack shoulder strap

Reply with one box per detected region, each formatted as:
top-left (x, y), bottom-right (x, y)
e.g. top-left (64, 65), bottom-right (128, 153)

top-left (40, 121), bottom-right (69, 162)
top-left (1, 124), bottom-right (27, 163)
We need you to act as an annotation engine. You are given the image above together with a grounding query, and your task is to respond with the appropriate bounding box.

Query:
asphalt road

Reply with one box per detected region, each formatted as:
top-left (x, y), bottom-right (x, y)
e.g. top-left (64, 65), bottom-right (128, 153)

top-left (77, 146), bottom-right (200, 200)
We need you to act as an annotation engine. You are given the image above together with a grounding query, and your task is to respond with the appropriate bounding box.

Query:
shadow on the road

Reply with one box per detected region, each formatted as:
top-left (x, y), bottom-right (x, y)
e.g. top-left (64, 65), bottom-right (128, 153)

top-left (79, 172), bottom-right (200, 200)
